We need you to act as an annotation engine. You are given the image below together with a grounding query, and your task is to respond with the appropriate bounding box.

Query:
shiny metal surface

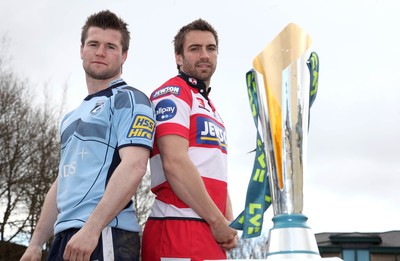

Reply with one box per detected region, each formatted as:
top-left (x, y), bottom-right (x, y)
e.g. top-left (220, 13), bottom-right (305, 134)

top-left (251, 23), bottom-right (325, 260)
top-left (253, 34), bottom-right (311, 215)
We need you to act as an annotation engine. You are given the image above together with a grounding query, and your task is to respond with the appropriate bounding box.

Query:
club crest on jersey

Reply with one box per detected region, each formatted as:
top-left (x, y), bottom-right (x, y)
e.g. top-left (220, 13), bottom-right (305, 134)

top-left (127, 114), bottom-right (155, 140)
top-left (197, 98), bottom-right (205, 108)
top-left (91, 100), bottom-right (106, 115)
top-left (152, 86), bottom-right (181, 99)
top-left (188, 77), bottom-right (197, 85)
top-left (155, 99), bottom-right (177, 121)
top-left (196, 97), bottom-right (210, 112)
top-left (196, 116), bottom-right (227, 152)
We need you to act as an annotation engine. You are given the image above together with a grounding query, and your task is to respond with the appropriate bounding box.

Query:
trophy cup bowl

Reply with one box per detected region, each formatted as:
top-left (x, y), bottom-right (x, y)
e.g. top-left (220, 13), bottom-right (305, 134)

top-left (252, 23), bottom-right (320, 260)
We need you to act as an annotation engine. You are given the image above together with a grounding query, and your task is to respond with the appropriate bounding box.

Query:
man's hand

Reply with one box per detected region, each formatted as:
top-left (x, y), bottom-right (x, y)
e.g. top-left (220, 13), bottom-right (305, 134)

top-left (220, 233), bottom-right (238, 251)
top-left (209, 218), bottom-right (238, 250)
top-left (63, 228), bottom-right (99, 261)
top-left (19, 245), bottom-right (42, 261)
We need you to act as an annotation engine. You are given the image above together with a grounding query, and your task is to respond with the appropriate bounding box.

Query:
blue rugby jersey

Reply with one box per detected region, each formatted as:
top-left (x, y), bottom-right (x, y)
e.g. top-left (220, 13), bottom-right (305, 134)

top-left (54, 78), bottom-right (155, 235)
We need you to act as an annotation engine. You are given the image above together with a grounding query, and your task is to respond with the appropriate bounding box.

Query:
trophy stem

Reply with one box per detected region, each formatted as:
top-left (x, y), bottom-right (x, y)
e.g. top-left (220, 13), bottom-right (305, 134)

top-left (266, 214), bottom-right (321, 260)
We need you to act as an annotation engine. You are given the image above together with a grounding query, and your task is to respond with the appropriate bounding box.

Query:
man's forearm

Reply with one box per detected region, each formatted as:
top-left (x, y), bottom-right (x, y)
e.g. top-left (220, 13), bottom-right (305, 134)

top-left (28, 180), bottom-right (58, 248)
top-left (225, 193), bottom-right (234, 221)
top-left (165, 159), bottom-right (226, 226)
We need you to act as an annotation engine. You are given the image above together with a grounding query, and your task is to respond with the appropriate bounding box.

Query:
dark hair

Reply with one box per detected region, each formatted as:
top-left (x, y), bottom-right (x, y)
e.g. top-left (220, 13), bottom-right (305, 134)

top-left (81, 10), bottom-right (130, 53)
top-left (173, 18), bottom-right (219, 55)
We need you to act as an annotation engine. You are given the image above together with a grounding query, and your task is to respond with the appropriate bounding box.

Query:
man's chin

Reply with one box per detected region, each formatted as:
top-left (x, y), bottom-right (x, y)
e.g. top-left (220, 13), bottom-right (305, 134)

top-left (197, 72), bottom-right (212, 81)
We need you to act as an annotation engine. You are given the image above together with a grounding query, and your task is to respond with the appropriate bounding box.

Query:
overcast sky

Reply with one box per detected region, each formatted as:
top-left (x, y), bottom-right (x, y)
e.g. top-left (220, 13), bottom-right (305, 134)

top-left (1, 0), bottom-right (399, 235)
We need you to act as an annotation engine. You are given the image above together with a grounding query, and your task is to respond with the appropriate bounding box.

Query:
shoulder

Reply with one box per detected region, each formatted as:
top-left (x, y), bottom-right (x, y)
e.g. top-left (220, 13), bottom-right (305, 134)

top-left (151, 76), bottom-right (191, 101)
top-left (114, 85), bottom-right (152, 107)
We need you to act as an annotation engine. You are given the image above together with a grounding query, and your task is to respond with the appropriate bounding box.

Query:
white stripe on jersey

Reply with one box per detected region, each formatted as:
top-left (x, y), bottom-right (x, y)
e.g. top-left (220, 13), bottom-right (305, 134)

top-left (102, 227), bottom-right (114, 261)
top-left (150, 146), bottom-right (227, 189)
top-left (149, 199), bottom-right (202, 219)
top-left (188, 147), bottom-right (227, 181)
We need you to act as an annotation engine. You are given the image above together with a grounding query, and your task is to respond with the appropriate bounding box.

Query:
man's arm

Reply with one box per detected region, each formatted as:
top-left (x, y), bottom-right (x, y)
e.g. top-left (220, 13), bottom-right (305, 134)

top-left (20, 179), bottom-right (59, 261)
top-left (63, 146), bottom-right (150, 261)
top-left (221, 192), bottom-right (238, 251)
top-left (225, 193), bottom-right (234, 222)
top-left (157, 134), bottom-right (237, 245)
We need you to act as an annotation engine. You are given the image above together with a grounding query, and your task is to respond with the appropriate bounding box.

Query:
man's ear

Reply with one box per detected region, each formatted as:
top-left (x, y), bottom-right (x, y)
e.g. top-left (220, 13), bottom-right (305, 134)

top-left (80, 45), bottom-right (84, 59)
top-left (122, 51), bottom-right (128, 65)
top-left (175, 53), bottom-right (183, 67)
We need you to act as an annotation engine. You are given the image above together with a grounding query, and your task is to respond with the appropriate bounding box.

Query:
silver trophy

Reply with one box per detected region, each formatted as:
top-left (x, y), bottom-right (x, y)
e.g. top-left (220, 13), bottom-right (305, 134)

top-left (252, 23), bottom-right (320, 260)
top-left (210, 23), bottom-right (343, 261)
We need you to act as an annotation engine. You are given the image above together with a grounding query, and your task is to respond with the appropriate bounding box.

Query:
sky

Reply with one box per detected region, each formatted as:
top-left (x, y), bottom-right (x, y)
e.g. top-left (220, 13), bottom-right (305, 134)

top-left (1, 0), bottom-right (399, 236)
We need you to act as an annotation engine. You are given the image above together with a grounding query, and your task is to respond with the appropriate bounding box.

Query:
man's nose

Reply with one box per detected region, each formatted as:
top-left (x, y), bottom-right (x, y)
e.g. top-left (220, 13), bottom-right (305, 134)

top-left (199, 47), bottom-right (210, 59)
top-left (96, 44), bottom-right (107, 56)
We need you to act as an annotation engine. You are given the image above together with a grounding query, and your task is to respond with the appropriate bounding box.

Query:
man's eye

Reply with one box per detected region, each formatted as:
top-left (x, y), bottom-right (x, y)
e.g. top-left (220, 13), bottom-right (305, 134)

top-left (108, 44), bottom-right (116, 49)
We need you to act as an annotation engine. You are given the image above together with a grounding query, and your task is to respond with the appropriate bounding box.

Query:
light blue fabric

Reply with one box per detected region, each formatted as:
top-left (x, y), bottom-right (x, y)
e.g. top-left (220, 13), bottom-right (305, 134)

top-left (54, 78), bottom-right (155, 235)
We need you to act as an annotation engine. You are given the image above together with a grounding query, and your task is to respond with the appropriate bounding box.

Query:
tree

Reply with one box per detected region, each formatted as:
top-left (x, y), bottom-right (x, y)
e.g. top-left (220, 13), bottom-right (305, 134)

top-left (0, 70), bottom-right (34, 242)
top-left (23, 102), bottom-right (60, 245)
top-left (0, 37), bottom-right (60, 246)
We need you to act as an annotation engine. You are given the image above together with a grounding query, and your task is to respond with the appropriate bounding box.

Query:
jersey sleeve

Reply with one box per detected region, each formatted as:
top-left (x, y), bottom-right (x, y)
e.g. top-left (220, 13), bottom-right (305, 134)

top-left (151, 84), bottom-right (192, 140)
top-left (113, 88), bottom-right (155, 150)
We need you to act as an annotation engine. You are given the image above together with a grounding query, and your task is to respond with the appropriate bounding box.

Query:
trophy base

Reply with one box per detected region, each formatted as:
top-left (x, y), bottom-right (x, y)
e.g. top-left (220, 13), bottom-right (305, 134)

top-left (265, 213), bottom-right (321, 260)
top-left (209, 214), bottom-right (344, 261)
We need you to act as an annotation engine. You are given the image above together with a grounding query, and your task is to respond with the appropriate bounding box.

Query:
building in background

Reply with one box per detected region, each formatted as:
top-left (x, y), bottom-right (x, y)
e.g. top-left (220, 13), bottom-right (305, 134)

top-left (316, 230), bottom-right (400, 261)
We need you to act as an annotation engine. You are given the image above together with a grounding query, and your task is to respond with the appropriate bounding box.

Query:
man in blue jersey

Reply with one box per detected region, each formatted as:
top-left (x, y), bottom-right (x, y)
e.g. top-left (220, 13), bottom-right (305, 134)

top-left (20, 10), bottom-right (155, 261)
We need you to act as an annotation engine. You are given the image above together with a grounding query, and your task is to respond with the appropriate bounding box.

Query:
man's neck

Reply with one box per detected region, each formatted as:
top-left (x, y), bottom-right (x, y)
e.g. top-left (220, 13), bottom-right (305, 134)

top-left (86, 75), bottom-right (121, 95)
top-left (179, 70), bottom-right (211, 90)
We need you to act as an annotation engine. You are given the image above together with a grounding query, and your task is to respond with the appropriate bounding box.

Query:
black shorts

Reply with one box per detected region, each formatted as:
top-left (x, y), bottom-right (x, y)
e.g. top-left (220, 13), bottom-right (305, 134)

top-left (46, 227), bottom-right (140, 261)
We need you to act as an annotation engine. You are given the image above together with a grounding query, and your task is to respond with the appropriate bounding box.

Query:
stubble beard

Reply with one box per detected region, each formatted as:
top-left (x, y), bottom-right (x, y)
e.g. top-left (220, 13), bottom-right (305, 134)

top-left (183, 62), bottom-right (215, 82)
top-left (84, 64), bottom-right (121, 81)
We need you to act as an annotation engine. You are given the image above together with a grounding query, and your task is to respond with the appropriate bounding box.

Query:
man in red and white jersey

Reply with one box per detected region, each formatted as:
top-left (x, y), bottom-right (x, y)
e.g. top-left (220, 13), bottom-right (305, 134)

top-left (142, 19), bottom-right (238, 261)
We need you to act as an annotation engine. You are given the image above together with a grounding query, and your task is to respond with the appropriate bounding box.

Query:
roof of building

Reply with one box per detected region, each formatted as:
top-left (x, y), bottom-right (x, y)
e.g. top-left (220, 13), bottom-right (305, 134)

top-left (315, 230), bottom-right (400, 253)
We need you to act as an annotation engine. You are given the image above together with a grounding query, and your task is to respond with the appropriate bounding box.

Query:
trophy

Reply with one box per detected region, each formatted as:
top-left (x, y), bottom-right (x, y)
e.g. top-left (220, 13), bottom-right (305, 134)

top-left (251, 23), bottom-right (321, 259)
top-left (213, 23), bottom-right (343, 261)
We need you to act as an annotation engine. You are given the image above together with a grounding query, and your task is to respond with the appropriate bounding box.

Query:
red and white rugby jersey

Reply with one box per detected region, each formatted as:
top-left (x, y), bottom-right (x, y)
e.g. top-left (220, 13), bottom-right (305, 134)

top-left (149, 72), bottom-right (228, 220)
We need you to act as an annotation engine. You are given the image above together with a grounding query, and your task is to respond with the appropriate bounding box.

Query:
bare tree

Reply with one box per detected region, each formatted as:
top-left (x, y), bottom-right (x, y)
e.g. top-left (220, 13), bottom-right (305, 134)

top-left (0, 70), bottom-right (36, 242)
top-left (0, 37), bottom-right (61, 246)
top-left (22, 104), bottom-right (59, 247)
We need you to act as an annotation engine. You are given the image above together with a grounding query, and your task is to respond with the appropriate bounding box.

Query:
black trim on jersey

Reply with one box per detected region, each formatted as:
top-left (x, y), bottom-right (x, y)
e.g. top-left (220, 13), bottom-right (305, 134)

top-left (118, 143), bottom-right (153, 153)
top-left (84, 81), bottom-right (127, 101)
top-left (148, 216), bottom-right (206, 223)
top-left (178, 71), bottom-right (211, 101)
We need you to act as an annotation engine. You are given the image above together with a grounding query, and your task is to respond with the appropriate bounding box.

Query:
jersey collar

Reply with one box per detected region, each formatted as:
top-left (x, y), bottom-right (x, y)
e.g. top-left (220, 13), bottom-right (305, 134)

top-left (178, 71), bottom-right (211, 100)
top-left (108, 78), bottom-right (127, 88)
top-left (84, 78), bottom-right (127, 100)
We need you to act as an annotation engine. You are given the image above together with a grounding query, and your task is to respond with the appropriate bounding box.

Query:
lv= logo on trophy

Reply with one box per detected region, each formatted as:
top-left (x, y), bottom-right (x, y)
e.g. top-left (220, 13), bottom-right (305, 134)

top-left (248, 23), bottom-right (342, 260)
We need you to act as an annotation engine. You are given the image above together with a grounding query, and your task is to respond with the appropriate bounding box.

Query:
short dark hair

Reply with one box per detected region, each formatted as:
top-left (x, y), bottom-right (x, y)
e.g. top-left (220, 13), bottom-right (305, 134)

top-left (173, 18), bottom-right (219, 55)
top-left (81, 10), bottom-right (130, 53)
